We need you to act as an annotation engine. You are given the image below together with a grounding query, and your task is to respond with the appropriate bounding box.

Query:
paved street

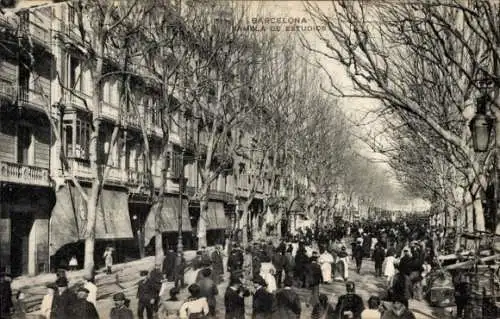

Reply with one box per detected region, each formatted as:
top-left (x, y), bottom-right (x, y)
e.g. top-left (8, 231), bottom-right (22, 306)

top-left (88, 257), bottom-right (448, 319)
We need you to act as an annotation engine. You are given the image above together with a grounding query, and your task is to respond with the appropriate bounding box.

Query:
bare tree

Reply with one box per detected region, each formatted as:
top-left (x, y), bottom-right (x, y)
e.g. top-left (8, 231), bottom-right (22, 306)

top-left (302, 0), bottom-right (494, 233)
top-left (49, 0), bottom-right (149, 272)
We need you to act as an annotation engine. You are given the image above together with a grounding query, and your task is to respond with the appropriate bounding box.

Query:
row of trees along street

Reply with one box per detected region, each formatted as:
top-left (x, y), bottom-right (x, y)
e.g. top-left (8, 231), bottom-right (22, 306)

top-left (12, 0), bottom-right (400, 274)
top-left (302, 0), bottom-right (500, 248)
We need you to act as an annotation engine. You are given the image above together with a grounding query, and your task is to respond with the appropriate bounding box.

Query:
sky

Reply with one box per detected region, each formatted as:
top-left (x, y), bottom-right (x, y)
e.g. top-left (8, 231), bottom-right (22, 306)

top-left (240, 1), bottom-right (430, 212)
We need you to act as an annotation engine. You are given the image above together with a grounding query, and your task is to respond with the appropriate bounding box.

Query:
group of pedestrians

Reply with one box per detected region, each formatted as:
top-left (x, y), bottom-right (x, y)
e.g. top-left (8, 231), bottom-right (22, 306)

top-left (0, 217), bottom-right (449, 319)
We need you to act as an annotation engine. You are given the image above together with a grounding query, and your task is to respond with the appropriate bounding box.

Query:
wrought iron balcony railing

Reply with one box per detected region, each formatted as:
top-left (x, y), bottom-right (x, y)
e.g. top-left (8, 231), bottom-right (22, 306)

top-left (0, 161), bottom-right (50, 187)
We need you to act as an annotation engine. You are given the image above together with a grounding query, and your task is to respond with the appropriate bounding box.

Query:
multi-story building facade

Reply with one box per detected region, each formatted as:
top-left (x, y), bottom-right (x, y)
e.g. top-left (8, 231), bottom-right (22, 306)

top-left (0, 3), bottom-right (272, 277)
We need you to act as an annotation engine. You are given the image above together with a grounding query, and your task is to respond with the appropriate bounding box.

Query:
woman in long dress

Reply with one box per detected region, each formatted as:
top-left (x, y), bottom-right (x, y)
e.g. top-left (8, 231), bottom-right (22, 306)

top-left (382, 250), bottom-right (396, 288)
top-left (260, 261), bottom-right (277, 293)
top-left (318, 249), bottom-right (334, 284)
top-left (103, 247), bottom-right (113, 274)
top-left (335, 246), bottom-right (349, 281)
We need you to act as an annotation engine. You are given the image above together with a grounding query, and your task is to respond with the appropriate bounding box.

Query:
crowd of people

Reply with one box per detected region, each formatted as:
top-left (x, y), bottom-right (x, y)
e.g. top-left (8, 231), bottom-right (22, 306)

top-left (0, 218), bottom-right (465, 319)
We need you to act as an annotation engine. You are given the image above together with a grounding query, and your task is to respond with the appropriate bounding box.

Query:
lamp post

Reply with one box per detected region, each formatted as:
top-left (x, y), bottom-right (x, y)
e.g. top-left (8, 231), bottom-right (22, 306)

top-left (470, 75), bottom-right (497, 236)
top-left (177, 127), bottom-right (188, 256)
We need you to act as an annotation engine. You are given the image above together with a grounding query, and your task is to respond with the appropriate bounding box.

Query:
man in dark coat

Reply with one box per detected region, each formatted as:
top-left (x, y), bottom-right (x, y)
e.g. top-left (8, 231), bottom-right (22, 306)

top-left (211, 245), bottom-right (224, 285)
top-left (163, 249), bottom-right (176, 281)
top-left (224, 278), bottom-right (250, 319)
top-left (73, 287), bottom-right (99, 319)
top-left (252, 276), bottom-right (273, 319)
top-left (137, 270), bottom-right (156, 319)
top-left (334, 281), bottom-right (364, 319)
top-left (272, 249), bottom-right (285, 288)
top-left (352, 241), bottom-right (364, 274)
top-left (227, 244), bottom-right (243, 275)
top-left (51, 277), bottom-right (78, 319)
top-left (398, 249), bottom-right (413, 276)
top-left (149, 264), bottom-right (163, 312)
top-left (198, 268), bottom-right (218, 317)
top-left (110, 292), bottom-right (134, 319)
top-left (200, 246), bottom-right (212, 267)
top-left (275, 277), bottom-right (301, 318)
top-left (372, 243), bottom-right (386, 277)
top-left (307, 254), bottom-right (323, 307)
top-left (252, 253), bottom-right (262, 279)
top-left (294, 242), bottom-right (309, 288)
top-left (362, 233), bottom-right (372, 257)
top-left (0, 272), bottom-right (13, 318)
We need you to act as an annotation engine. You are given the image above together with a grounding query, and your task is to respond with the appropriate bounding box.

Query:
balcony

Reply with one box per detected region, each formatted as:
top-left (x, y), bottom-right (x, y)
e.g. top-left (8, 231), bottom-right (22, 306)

top-left (127, 170), bottom-right (161, 190)
top-left (121, 111), bottom-right (142, 129)
top-left (208, 190), bottom-right (226, 201)
top-left (60, 22), bottom-right (82, 41)
top-left (99, 102), bottom-right (120, 122)
top-left (65, 91), bottom-right (91, 110)
top-left (20, 15), bottom-right (50, 49)
top-left (0, 78), bottom-right (16, 101)
top-left (0, 161), bottom-right (50, 187)
top-left (127, 170), bottom-right (150, 187)
top-left (19, 87), bottom-right (48, 110)
top-left (223, 192), bottom-right (235, 203)
top-left (67, 158), bottom-right (92, 181)
top-left (105, 166), bottom-right (126, 184)
top-left (25, 22), bottom-right (50, 47)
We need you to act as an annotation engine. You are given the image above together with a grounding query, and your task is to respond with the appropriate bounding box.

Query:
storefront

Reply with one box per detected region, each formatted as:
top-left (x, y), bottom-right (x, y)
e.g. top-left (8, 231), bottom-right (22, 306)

top-left (144, 196), bottom-right (193, 252)
top-left (49, 184), bottom-right (133, 270)
top-left (205, 201), bottom-right (227, 246)
top-left (0, 185), bottom-right (55, 276)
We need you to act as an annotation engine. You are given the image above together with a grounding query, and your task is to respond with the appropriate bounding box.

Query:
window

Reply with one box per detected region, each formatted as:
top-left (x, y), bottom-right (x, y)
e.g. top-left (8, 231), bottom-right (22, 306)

top-left (68, 4), bottom-right (78, 25)
top-left (69, 55), bottom-right (82, 92)
top-left (151, 106), bottom-right (160, 127)
top-left (75, 119), bottom-right (91, 160)
top-left (64, 123), bottom-right (73, 157)
top-left (17, 126), bottom-right (32, 165)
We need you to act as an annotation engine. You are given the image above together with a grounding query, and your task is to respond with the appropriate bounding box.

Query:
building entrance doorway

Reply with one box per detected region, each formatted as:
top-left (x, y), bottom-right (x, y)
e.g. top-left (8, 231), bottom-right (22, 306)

top-left (10, 213), bottom-right (34, 277)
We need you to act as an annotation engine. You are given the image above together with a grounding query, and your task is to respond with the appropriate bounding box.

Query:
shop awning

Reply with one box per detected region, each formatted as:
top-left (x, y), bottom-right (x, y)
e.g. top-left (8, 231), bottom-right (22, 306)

top-left (205, 202), bottom-right (227, 230)
top-left (49, 185), bottom-right (133, 255)
top-left (144, 197), bottom-right (191, 245)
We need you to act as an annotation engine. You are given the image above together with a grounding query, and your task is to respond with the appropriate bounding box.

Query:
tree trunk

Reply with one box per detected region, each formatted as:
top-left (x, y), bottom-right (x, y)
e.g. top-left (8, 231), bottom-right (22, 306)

top-left (276, 208), bottom-right (282, 237)
top-left (197, 198), bottom-right (209, 249)
top-left (155, 232), bottom-right (163, 264)
top-left (84, 181), bottom-right (101, 272)
top-left (84, 236), bottom-right (95, 272)
top-left (473, 197), bottom-right (486, 232)
top-left (240, 203), bottom-right (250, 246)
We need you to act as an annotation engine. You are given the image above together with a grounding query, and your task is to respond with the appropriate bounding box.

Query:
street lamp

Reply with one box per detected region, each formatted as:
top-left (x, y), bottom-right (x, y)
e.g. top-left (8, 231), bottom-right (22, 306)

top-left (470, 93), bottom-right (494, 152)
top-left (177, 126), bottom-right (188, 255)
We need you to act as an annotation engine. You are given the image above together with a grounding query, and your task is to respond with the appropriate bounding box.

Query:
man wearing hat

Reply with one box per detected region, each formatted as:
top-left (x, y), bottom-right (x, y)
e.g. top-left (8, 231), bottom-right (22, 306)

top-left (73, 287), bottom-right (99, 319)
top-left (333, 281), bottom-right (364, 319)
top-left (224, 277), bottom-right (250, 319)
top-left (252, 276), bottom-right (273, 319)
top-left (307, 254), bottom-right (322, 307)
top-left (149, 263), bottom-right (164, 313)
top-left (110, 292), bottom-right (133, 319)
top-left (211, 245), bottom-right (224, 285)
top-left (51, 277), bottom-right (78, 319)
top-left (137, 270), bottom-right (156, 319)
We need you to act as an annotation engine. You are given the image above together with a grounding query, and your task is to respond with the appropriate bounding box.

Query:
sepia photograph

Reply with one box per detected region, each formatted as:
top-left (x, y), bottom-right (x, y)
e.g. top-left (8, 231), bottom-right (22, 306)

top-left (0, 0), bottom-right (498, 318)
